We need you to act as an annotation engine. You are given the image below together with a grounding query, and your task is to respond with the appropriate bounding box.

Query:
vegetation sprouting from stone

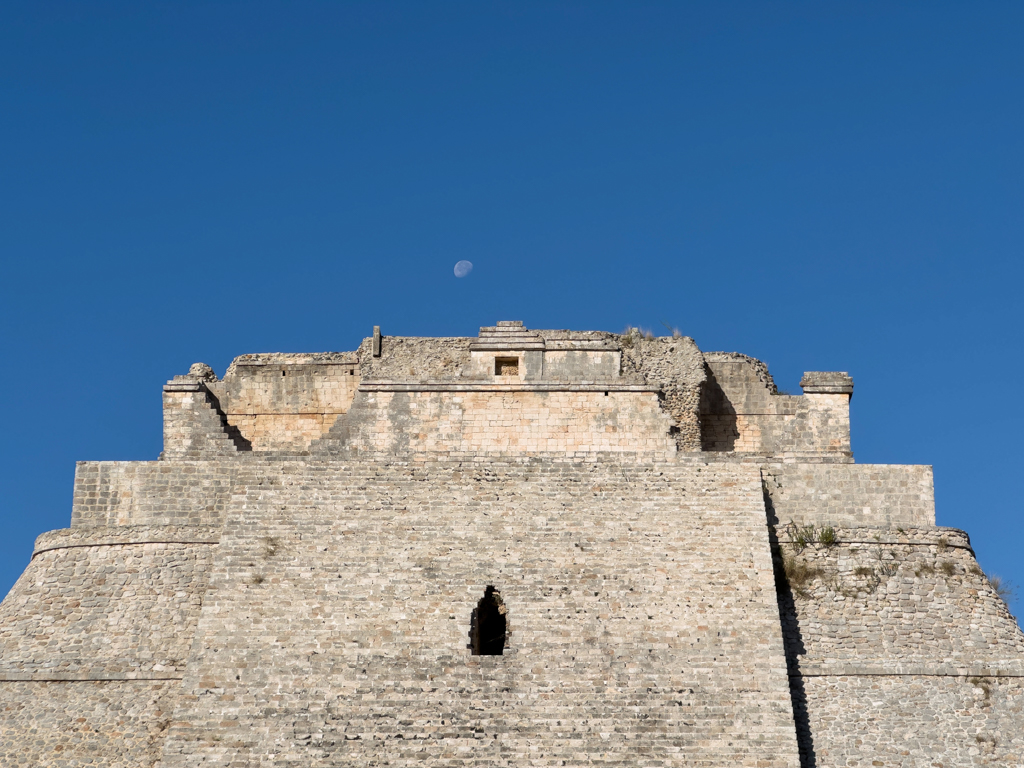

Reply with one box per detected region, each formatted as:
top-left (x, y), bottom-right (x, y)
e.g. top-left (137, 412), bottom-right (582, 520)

top-left (817, 526), bottom-right (837, 547)
top-left (786, 523), bottom-right (838, 551)
top-left (988, 574), bottom-right (1018, 604)
top-left (781, 555), bottom-right (823, 598)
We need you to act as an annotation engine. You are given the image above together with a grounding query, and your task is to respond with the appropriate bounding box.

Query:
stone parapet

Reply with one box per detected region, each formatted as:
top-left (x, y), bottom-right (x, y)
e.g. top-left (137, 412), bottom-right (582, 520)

top-left (799, 371), bottom-right (854, 395)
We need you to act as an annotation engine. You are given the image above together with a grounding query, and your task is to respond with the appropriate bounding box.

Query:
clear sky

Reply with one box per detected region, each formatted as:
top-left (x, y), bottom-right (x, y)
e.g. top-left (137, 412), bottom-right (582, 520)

top-left (1, 2), bottom-right (1021, 615)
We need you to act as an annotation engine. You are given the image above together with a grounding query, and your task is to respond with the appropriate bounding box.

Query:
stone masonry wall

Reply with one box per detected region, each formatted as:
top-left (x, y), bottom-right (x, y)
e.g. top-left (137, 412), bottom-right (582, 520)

top-left (763, 463), bottom-right (935, 528)
top-left (701, 354), bottom-right (852, 460)
top-left (0, 525), bottom-right (218, 767)
top-left (163, 381), bottom-right (250, 459)
top-left (776, 526), bottom-right (1024, 672)
top-left (7, 325), bottom-right (1017, 767)
top-left (333, 388), bottom-right (679, 456)
top-left (157, 329), bottom-right (866, 460)
top-left (800, 675), bottom-right (1024, 766)
top-left (158, 458), bottom-right (801, 768)
top-left (72, 460), bottom-right (240, 527)
top-left (0, 526), bottom-right (217, 678)
top-left (211, 353), bottom-right (361, 451)
top-left (773, 524), bottom-right (1024, 766)
top-left (0, 680), bottom-right (180, 768)
top-left (157, 330), bottom-right (855, 460)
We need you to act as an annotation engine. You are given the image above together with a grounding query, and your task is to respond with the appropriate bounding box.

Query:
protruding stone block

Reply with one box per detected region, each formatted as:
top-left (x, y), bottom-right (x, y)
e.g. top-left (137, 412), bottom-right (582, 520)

top-left (800, 371), bottom-right (854, 396)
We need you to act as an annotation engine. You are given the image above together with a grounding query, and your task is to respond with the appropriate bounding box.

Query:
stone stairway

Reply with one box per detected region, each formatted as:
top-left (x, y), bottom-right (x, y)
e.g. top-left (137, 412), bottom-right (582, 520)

top-left (162, 381), bottom-right (252, 458)
top-left (470, 320), bottom-right (545, 351)
top-left (159, 458), bottom-right (801, 767)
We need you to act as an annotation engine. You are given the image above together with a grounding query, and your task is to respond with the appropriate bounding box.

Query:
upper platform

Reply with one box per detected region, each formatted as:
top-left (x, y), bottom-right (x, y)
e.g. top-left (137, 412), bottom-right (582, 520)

top-left (160, 322), bottom-right (854, 461)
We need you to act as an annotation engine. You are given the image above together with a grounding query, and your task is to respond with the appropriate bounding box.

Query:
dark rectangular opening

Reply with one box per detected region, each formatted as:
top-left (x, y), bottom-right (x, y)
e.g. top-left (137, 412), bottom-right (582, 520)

top-left (495, 357), bottom-right (519, 376)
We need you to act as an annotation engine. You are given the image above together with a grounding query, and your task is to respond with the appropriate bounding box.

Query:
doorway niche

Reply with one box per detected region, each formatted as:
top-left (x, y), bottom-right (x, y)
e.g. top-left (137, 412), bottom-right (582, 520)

top-left (470, 586), bottom-right (507, 656)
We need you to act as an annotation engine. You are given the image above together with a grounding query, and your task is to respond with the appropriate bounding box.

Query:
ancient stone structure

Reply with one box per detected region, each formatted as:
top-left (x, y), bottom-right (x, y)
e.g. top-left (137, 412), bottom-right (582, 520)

top-left (1, 321), bottom-right (1021, 767)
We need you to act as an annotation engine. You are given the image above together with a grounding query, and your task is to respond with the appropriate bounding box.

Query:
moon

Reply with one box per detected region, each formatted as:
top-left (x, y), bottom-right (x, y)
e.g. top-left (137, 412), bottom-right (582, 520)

top-left (454, 260), bottom-right (473, 278)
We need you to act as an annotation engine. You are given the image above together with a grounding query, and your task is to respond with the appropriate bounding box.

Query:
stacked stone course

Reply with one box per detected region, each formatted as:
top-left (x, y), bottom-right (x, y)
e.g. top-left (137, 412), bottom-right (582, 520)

top-left (1, 321), bottom-right (1020, 766)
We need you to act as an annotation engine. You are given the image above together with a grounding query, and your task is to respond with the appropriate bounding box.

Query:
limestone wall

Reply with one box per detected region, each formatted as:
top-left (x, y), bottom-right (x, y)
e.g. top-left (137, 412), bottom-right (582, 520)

top-left (0, 526), bottom-right (217, 677)
top-left (0, 525), bottom-right (218, 767)
top-left (763, 463), bottom-right (935, 528)
top-left (701, 354), bottom-right (852, 460)
top-left (211, 353), bottom-right (361, 451)
top-left (540, 348), bottom-right (621, 379)
top-left (158, 326), bottom-right (732, 456)
top-left (800, 675), bottom-right (1024, 766)
top-left (157, 458), bottom-right (801, 768)
top-left (72, 460), bottom-right (239, 527)
top-left (162, 381), bottom-right (249, 458)
top-left (9, 324), bottom-right (1018, 766)
top-left (776, 526), bottom-right (1024, 672)
top-left (333, 387), bottom-right (679, 455)
top-left (774, 524), bottom-right (1024, 765)
top-left (0, 680), bottom-right (180, 768)
top-left (155, 329), bottom-right (860, 460)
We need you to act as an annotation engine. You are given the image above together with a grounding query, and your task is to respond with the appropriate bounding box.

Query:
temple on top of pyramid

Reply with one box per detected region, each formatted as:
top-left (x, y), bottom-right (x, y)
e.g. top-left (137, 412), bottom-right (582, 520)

top-left (161, 320), bottom-right (855, 460)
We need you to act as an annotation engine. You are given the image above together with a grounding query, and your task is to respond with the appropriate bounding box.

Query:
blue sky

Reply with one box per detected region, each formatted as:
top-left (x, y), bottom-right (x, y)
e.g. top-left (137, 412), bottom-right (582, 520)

top-left (0, 2), bottom-right (1021, 613)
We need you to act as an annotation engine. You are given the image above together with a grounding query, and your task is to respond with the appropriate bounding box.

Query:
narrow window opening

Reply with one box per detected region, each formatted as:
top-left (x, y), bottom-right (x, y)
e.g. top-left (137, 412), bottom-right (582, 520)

top-left (281, 370), bottom-right (286, 377)
top-left (495, 357), bottom-right (519, 376)
top-left (470, 586), bottom-right (507, 655)
top-left (604, 391), bottom-right (609, 396)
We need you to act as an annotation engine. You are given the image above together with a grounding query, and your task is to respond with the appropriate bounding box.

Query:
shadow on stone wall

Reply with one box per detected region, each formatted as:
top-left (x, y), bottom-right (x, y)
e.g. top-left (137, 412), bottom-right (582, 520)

top-left (207, 389), bottom-right (252, 451)
top-left (765, 479), bottom-right (817, 768)
top-left (699, 368), bottom-right (739, 451)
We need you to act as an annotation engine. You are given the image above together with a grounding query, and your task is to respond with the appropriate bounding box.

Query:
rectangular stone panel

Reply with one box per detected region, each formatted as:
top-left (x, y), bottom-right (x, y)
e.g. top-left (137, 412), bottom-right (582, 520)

top-left (764, 463), bottom-right (935, 528)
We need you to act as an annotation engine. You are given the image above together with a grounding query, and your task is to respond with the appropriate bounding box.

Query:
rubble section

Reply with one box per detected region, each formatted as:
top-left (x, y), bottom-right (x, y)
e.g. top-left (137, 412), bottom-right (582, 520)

top-left (619, 329), bottom-right (706, 450)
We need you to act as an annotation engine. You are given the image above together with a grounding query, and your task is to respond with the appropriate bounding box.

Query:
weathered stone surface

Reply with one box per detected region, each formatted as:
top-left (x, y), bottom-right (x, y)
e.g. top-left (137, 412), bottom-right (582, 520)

top-left (763, 463), bottom-right (935, 527)
top-left (800, 676), bottom-right (1024, 766)
top-left (0, 321), bottom-right (1020, 766)
top-left (0, 529), bottom-right (216, 678)
top-left (157, 460), bottom-right (799, 767)
top-left (0, 680), bottom-right (179, 767)
top-left (701, 353), bottom-right (853, 459)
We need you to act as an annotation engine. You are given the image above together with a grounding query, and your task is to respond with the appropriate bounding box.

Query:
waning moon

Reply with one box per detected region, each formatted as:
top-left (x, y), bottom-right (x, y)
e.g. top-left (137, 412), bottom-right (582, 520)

top-left (454, 260), bottom-right (473, 278)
